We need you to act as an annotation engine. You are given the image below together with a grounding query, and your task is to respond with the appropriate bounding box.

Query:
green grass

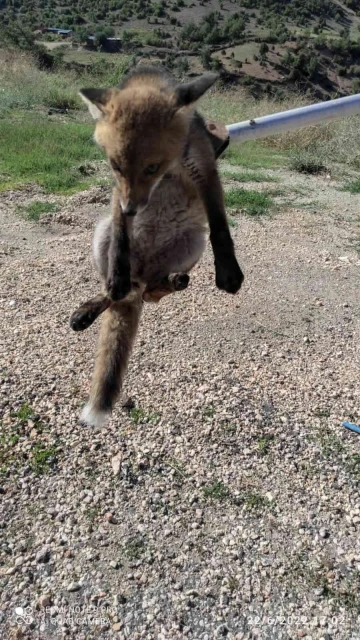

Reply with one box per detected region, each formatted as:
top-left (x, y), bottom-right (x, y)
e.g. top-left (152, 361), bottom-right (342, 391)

top-left (14, 403), bottom-right (35, 421)
top-left (225, 187), bottom-right (274, 216)
top-left (0, 117), bottom-right (102, 193)
top-left (223, 141), bottom-right (287, 170)
top-left (221, 169), bottom-right (279, 183)
top-left (128, 407), bottom-right (160, 424)
top-left (341, 179), bottom-right (360, 194)
top-left (85, 507), bottom-right (101, 523)
top-left (203, 405), bottom-right (215, 419)
top-left (17, 200), bottom-right (58, 221)
top-left (30, 444), bottom-right (57, 475)
top-left (129, 407), bottom-right (146, 423)
top-left (0, 69), bottom-right (81, 114)
top-left (123, 537), bottom-right (146, 560)
top-left (0, 52), bottom-right (132, 115)
top-left (203, 480), bottom-right (230, 501)
top-left (296, 200), bottom-right (320, 211)
top-left (243, 491), bottom-right (271, 511)
top-left (346, 454), bottom-right (360, 480)
top-left (0, 433), bottom-right (19, 446)
top-left (313, 407), bottom-right (331, 418)
top-left (258, 436), bottom-right (275, 455)
top-left (319, 433), bottom-right (344, 458)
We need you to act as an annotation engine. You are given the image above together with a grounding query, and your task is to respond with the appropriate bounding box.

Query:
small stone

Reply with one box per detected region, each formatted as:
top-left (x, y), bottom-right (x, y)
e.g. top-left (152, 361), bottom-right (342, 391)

top-left (37, 594), bottom-right (51, 608)
top-left (6, 566), bottom-right (16, 575)
top-left (36, 547), bottom-right (51, 563)
top-left (105, 512), bottom-right (117, 524)
top-left (111, 453), bottom-right (122, 477)
top-left (67, 581), bottom-right (81, 592)
top-left (319, 528), bottom-right (329, 539)
top-left (112, 622), bottom-right (122, 632)
top-left (216, 624), bottom-right (229, 636)
top-left (110, 560), bottom-right (119, 569)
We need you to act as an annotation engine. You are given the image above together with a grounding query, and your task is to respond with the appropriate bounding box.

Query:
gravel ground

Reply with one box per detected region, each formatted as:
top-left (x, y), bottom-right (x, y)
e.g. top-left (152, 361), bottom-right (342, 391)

top-left (1, 170), bottom-right (360, 640)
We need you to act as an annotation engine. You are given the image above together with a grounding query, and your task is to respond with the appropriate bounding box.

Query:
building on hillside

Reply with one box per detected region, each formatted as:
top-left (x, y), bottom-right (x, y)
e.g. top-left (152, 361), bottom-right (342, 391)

top-left (42, 28), bottom-right (72, 38)
top-left (86, 35), bottom-right (122, 52)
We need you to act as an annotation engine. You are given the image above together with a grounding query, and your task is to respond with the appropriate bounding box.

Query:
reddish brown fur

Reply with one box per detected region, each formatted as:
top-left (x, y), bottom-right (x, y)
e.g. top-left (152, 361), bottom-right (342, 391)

top-left (77, 68), bottom-right (243, 427)
top-left (94, 86), bottom-right (190, 211)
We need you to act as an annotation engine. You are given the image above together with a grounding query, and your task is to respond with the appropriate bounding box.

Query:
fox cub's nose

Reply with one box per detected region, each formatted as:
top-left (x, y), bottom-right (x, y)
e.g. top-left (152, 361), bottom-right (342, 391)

top-left (123, 201), bottom-right (136, 217)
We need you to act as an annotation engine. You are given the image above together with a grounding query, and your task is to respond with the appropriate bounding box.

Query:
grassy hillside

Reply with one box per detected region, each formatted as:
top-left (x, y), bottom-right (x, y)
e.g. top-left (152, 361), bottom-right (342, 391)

top-left (2, 48), bottom-right (360, 196)
top-left (2, 1), bottom-right (360, 98)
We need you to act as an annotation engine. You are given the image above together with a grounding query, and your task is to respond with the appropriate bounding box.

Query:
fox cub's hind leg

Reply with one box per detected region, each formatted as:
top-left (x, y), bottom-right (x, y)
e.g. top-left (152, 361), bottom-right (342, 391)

top-left (70, 294), bottom-right (111, 332)
top-left (70, 272), bottom-right (190, 331)
top-left (70, 216), bottom-right (190, 331)
top-left (70, 217), bottom-right (112, 331)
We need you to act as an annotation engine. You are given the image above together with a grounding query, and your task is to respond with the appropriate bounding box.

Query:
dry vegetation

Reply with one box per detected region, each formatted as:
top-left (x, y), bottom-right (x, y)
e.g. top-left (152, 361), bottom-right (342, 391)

top-left (2, 48), bottom-right (360, 196)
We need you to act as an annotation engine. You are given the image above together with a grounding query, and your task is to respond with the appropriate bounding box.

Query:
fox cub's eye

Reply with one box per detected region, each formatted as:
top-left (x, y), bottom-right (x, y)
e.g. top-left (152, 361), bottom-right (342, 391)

top-left (144, 163), bottom-right (160, 176)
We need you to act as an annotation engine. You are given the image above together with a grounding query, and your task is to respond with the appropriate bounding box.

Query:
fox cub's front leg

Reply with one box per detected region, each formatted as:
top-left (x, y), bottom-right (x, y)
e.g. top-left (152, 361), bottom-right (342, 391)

top-left (202, 169), bottom-right (244, 294)
top-left (184, 119), bottom-right (244, 295)
top-left (106, 188), bottom-right (132, 301)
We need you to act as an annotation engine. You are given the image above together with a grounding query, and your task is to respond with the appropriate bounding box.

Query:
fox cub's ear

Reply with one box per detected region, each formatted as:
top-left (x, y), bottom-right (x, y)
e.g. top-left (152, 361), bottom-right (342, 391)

top-left (174, 73), bottom-right (218, 109)
top-left (79, 88), bottom-right (113, 120)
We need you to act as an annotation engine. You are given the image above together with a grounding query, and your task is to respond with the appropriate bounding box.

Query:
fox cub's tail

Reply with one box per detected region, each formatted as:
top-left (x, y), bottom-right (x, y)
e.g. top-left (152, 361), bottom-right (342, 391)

top-left (80, 291), bottom-right (143, 428)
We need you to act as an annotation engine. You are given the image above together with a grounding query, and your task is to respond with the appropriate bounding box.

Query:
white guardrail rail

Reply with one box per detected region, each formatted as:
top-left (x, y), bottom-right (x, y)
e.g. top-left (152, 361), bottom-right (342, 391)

top-left (226, 93), bottom-right (360, 141)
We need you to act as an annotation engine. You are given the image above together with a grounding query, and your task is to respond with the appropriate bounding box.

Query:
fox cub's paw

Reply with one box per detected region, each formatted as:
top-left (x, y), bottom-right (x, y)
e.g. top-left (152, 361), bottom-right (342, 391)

top-left (70, 296), bottom-right (110, 332)
top-left (215, 258), bottom-right (244, 294)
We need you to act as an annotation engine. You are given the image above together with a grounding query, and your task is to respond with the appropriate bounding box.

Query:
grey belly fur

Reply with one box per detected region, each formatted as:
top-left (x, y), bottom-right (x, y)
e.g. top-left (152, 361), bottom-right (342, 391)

top-left (93, 174), bottom-right (208, 285)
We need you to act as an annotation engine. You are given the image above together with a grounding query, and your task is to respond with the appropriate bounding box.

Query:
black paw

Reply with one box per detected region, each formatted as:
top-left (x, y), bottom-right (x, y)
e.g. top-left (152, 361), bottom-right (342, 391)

top-left (173, 274), bottom-right (190, 291)
top-left (70, 308), bottom-right (98, 332)
top-left (215, 259), bottom-right (244, 294)
top-left (106, 276), bottom-right (131, 301)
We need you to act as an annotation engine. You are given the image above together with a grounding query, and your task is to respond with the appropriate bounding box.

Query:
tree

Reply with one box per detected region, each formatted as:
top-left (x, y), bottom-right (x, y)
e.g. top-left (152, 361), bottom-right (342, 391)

top-left (200, 46), bottom-right (212, 70)
top-left (177, 57), bottom-right (190, 73)
top-left (211, 58), bottom-right (223, 71)
top-left (0, 21), bottom-right (54, 68)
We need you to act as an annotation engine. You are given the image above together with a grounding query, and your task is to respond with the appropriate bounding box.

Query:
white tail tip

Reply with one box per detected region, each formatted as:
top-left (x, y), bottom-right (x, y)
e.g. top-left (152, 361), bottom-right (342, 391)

top-left (80, 403), bottom-right (109, 429)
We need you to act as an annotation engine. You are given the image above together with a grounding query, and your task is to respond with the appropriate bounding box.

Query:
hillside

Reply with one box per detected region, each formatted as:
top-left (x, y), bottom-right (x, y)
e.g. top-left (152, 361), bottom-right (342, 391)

top-left (2, 0), bottom-right (360, 97)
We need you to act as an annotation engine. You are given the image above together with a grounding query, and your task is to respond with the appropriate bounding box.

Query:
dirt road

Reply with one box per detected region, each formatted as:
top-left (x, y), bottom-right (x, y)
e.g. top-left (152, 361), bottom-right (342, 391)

top-left (1, 170), bottom-right (360, 639)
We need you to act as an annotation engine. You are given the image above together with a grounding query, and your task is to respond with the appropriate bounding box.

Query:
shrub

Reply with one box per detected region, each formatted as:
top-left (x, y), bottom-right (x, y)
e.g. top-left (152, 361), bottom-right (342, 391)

top-left (289, 150), bottom-right (327, 174)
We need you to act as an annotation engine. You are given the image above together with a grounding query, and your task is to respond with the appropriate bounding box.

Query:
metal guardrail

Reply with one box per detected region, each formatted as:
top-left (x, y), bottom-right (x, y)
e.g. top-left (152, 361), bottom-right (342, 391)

top-left (226, 93), bottom-right (360, 141)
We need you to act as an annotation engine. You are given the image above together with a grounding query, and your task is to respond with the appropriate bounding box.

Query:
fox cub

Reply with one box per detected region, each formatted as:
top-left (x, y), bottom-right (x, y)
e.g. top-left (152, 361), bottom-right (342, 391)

top-left (72, 66), bottom-right (243, 428)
